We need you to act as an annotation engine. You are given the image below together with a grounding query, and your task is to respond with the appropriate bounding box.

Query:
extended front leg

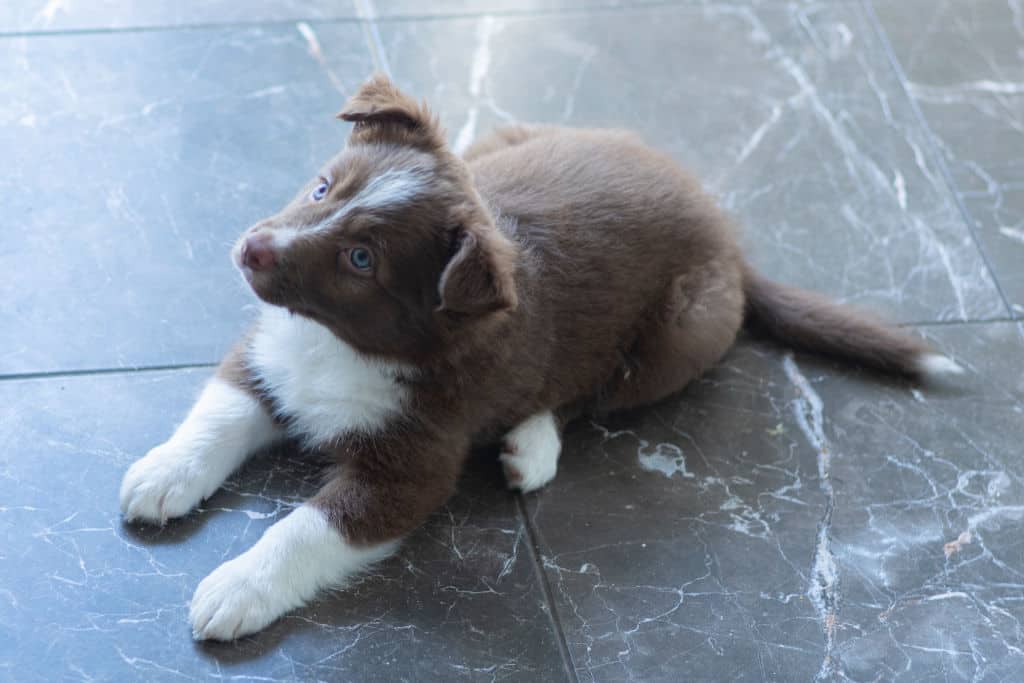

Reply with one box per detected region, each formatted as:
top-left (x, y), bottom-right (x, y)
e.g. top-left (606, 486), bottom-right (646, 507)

top-left (189, 429), bottom-right (464, 641)
top-left (119, 345), bottom-right (279, 524)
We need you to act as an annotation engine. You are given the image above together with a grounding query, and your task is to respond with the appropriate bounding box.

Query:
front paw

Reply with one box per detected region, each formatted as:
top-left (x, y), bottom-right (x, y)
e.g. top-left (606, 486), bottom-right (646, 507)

top-left (119, 442), bottom-right (209, 525)
top-left (190, 555), bottom-right (293, 641)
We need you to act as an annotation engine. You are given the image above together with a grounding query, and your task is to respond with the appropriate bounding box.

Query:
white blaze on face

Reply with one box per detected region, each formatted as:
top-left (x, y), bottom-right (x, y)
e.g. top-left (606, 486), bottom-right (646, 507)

top-left (268, 227), bottom-right (301, 249)
top-left (234, 165), bottom-right (434, 272)
top-left (314, 168), bottom-right (430, 234)
top-left (247, 166), bottom-right (433, 257)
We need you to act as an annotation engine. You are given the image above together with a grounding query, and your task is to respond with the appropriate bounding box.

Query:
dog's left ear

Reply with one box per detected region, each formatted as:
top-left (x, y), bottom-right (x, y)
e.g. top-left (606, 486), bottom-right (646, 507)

top-left (437, 223), bottom-right (518, 317)
top-left (337, 74), bottom-right (445, 150)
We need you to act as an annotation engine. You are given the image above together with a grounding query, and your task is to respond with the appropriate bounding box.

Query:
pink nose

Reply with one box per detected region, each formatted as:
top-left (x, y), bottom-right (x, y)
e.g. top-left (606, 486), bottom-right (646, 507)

top-left (241, 232), bottom-right (277, 271)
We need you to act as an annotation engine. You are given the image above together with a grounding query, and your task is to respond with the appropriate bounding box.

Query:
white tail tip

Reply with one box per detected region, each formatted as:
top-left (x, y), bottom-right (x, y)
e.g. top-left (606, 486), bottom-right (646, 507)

top-left (916, 353), bottom-right (965, 379)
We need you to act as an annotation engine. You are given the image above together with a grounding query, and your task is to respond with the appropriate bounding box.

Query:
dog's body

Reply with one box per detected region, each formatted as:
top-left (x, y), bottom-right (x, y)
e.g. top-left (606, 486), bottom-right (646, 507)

top-left (119, 76), bottom-right (960, 641)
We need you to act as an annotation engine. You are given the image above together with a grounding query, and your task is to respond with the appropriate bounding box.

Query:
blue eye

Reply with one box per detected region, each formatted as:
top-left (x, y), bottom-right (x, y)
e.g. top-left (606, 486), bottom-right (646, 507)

top-left (311, 179), bottom-right (329, 201)
top-left (349, 247), bottom-right (373, 270)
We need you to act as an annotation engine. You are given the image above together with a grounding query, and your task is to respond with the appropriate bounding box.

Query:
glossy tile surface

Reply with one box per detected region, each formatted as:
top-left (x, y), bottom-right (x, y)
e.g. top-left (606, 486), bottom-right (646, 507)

top-left (0, 25), bottom-right (372, 373)
top-left (378, 4), bottom-right (1006, 324)
top-left (527, 323), bottom-right (1024, 681)
top-left (0, 0), bottom-right (687, 34)
top-left (0, 369), bottom-right (567, 681)
top-left (2, 0), bottom-right (1023, 681)
top-left (0, 0), bottom-right (356, 32)
top-left (873, 0), bottom-right (1024, 315)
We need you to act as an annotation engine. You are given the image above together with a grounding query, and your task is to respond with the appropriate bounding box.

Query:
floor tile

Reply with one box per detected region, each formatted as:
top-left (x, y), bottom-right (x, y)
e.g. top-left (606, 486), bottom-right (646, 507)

top-left (377, 3), bottom-right (1006, 324)
top-left (962, 189), bottom-right (1024, 318)
top-left (367, 0), bottom-right (712, 20)
top-left (525, 322), bottom-right (1024, 681)
top-left (4, 2), bottom-right (1021, 681)
top-left (872, 0), bottom-right (1024, 316)
top-left (0, 369), bottom-right (567, 681)
top-left (871, 0), bottom-right (1024, 193)
top-left (0, 1), bottom-right (358, 33)
top-left (0, 0), bottom-right (701, 34)
top-left (0, 26), bottom-right (372, 374)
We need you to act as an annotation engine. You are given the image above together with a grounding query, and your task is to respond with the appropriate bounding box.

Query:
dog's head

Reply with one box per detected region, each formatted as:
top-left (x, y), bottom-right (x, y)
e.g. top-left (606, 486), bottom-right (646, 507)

top-left (232, 74), bottom-right (518, 362)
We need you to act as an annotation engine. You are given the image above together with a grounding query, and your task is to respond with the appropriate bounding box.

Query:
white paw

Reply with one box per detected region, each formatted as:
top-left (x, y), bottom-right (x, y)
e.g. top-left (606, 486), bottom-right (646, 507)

top-left (188, 506), bottom-right (393, 641)
top-left (190, 555), bottom-right (292, 641)
top-left (119, 442), bottom-right (213, 525)
top-left (500, 412), bottom-right (561, 493)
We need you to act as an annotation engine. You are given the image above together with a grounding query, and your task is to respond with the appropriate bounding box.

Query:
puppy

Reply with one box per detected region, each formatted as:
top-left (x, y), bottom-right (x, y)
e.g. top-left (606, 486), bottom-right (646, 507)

top-left (119, 74), bottom-right (961, 641)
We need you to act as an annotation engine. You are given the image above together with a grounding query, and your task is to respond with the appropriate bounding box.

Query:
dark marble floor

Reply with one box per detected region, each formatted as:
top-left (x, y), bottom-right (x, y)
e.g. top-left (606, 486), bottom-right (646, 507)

top-left (1, 1), bottom-right (1022, 681)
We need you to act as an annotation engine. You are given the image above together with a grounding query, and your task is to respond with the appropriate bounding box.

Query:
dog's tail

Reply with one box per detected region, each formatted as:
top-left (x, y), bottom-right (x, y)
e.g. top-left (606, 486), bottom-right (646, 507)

top-left (742, 264), bottom-right (963, 380)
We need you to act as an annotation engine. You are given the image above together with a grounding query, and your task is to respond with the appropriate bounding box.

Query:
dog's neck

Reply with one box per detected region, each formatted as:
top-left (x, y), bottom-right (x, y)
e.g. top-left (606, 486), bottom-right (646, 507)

top-left (248, 305), bottom-right (414, 448)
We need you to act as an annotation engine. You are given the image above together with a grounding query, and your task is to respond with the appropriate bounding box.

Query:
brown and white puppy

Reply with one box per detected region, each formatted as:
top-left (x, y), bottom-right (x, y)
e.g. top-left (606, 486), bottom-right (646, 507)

top-left (119, 75), bottom-right (961, 641)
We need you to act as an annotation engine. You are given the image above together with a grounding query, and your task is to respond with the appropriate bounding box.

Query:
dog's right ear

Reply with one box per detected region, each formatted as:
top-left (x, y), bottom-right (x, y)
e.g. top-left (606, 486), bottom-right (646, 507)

top-left (337, 74), bottom-right (445, 150)
top-left (437, 223), bottom-right (518, 318)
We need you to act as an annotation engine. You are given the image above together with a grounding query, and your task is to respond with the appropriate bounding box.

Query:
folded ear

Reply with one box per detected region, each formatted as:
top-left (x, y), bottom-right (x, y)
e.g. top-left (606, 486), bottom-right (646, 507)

top-left (437, 224), bottom-right (518, 317)
top-left (337, 73), bottom-right (445, 150)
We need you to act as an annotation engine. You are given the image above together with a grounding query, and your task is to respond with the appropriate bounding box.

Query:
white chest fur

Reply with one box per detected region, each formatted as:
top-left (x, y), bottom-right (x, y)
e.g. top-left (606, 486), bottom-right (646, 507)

top-left (247, 306), bottom-right (409, 448)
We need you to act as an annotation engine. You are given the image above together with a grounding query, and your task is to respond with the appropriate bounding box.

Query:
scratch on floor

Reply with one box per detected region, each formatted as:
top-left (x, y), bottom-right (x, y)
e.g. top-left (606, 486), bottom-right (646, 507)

top-left (296, 22), bottom-right (347, 95)
top-left (783, 354), bottom-right (840, 681)
top-left (453, 16), bottom-right (503, 155)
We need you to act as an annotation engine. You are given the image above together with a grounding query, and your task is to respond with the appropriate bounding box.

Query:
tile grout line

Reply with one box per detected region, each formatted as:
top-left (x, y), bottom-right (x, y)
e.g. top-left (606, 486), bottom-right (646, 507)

top-left (514, 495), bottom-right (580, 683)
top-left (860, 0), bottom-right (1017, 321)
top-left (0, 6), bottom-right (537, 40)
top-left (0, 361), bottom-right (218, 383)
top-left (1, 315), bottom-right (1015, 384)
top-left (0, 16), bottom-right (361, 39)
top-left (0, 0), bottom-right (868, 42)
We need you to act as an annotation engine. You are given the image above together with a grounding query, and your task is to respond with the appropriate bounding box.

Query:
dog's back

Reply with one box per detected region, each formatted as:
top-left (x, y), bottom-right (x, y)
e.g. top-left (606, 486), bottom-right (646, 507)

top-left (462, 125), bottom-right (959, 432)
top-left (459, 126), bottom-right (746, 424)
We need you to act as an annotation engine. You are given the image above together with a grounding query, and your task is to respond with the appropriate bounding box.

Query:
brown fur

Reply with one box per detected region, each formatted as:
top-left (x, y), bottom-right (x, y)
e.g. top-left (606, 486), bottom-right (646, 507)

top-left (741, 264), bottom-right (929, 375)
top-left (225, 74), bottom-right (937, 548)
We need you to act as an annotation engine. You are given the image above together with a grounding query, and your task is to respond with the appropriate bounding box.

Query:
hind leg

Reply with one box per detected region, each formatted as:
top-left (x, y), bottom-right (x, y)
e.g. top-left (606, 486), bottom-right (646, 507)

top-left (500, 411), bottom-right (562, 493)
top-left (600, 264), bottom-right (745, 413)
